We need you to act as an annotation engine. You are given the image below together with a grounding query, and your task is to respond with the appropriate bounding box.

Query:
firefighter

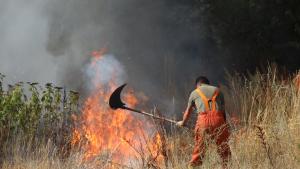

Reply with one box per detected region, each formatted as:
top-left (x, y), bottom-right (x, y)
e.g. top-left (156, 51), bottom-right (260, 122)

top-left (177, 76), bottom-right (231, 168)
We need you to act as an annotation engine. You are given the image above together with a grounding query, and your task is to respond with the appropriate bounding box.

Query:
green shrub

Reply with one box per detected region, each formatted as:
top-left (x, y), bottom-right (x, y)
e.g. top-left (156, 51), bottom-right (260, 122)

top-left (0, 74), bottom-right (80, 158)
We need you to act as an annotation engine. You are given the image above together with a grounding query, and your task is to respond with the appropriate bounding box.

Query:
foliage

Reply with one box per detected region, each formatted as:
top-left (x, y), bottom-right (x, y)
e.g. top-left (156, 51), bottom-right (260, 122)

top-left (193, 0), bottom-right (300, 71)
top-left (0, 74), bottom-right (80, 158)
top-left (1, 69), bottom-right (300, 168)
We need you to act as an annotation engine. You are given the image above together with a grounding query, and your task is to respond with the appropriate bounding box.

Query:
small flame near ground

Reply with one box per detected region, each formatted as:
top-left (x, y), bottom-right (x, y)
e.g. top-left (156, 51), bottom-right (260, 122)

top-left (72, 49), bottom-right (164, 166)
top-left (295, 72), bottom-right (300, 91)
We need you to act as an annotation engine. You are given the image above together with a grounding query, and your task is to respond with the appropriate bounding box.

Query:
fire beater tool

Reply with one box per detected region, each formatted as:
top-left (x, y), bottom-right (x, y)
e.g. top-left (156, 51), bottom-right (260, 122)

top-left (109, 84), bottom-right (177, 124)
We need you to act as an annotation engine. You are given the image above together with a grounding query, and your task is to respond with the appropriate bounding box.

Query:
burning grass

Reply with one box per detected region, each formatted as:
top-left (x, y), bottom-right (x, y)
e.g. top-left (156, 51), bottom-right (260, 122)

top-left (0, 67), bottom-right (300, 169)
top-left (70, 51), bottom-right (166, 167)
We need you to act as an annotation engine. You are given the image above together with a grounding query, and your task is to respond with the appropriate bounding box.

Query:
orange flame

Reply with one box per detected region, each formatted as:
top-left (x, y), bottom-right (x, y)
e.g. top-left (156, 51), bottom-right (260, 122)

top-left (72, 49), bottom-right (163, 166)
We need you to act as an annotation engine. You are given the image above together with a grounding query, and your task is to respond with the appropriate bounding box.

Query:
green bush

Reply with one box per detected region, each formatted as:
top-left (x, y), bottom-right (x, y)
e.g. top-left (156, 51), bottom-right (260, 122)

top-left (0, 74), bottom-right (80, 156)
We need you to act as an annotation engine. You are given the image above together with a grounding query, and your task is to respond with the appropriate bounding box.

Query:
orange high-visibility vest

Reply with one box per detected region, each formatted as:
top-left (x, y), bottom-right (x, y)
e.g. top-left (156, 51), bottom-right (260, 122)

top-left (195, 88), bottom-right (220, 112)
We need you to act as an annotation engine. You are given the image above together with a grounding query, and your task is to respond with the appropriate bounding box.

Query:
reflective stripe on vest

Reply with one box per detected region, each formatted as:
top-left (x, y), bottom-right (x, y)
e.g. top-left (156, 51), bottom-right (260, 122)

top-left (195, 88), bottom-right (220, 112)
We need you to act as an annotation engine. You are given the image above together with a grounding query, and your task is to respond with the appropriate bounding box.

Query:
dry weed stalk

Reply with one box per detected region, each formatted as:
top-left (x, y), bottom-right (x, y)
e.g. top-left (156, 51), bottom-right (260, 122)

top-left (1, 67), bottom-right (300, 169)
top-left (254, 125), bottom-right (274, 168)
top-left (151, 107), bottom-right (169, 167)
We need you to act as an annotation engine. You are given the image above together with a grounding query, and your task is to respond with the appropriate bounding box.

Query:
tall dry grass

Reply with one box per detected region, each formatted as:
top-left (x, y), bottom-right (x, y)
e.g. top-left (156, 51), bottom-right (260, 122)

top-left (1, 68), bottom-right (300, 169)
top-left (162, 68), bottom-right (300, 169)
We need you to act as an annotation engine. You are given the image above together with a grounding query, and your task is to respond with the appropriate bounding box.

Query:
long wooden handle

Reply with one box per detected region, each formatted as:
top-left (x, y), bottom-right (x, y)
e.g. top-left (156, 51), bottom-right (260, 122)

top-left (122, 106), bottom-right (177, 124)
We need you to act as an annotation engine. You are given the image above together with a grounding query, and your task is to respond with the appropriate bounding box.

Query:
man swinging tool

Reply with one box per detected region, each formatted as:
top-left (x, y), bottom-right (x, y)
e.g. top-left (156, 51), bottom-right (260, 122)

top-left (177, 76), bottom-right (231, 168)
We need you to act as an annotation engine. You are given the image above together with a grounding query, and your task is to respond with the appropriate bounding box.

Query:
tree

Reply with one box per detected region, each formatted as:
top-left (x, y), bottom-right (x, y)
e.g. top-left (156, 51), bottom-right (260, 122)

top-left (195, 0), bottom-right (300, 72)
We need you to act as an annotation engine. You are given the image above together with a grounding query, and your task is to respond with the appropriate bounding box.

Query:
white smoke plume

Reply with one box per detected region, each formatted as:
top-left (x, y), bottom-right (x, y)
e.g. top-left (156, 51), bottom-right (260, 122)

top-left (0, 0), bottom-right (212, 115)
top-left (0, 1), bottom-right (56, 83)
top-left (85, 54), bottom-right (126, 91)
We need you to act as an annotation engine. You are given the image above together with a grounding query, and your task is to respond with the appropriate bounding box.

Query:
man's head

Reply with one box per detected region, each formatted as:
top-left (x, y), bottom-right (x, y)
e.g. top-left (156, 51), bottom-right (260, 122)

top-left (195, 76), bottom-right (210, 87)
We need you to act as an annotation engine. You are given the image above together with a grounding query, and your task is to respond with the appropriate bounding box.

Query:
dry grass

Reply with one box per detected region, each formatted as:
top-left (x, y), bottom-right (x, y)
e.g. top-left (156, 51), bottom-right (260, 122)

top-left (1, 69), bottom-right (300, 169)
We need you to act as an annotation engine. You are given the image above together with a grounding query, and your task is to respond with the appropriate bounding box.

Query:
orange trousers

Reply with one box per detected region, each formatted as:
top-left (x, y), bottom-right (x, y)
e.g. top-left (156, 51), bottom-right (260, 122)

top-left (190, 111), bottom-right (231, 166)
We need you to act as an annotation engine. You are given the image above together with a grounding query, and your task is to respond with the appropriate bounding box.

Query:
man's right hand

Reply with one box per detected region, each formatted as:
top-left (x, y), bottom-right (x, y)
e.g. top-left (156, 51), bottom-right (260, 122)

top-left (176, 121), bottom-right (185, 127)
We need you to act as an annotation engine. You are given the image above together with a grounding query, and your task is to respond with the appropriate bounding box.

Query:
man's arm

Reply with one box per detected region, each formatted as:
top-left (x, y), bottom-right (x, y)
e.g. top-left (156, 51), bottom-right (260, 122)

top-left (177, 92), bottom-right (194, 126)
top-left (181, 104), bottom-right (194, 125)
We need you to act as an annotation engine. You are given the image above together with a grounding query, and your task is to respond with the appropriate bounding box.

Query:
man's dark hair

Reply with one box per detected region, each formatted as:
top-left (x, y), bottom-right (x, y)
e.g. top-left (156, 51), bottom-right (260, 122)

top-left (195, 76), bottom-right (210, 85)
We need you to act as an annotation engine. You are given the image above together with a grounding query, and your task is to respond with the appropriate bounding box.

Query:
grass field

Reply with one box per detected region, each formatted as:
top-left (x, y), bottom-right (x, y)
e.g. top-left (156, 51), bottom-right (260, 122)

top-left (0, 69), bottom-right (299, 169)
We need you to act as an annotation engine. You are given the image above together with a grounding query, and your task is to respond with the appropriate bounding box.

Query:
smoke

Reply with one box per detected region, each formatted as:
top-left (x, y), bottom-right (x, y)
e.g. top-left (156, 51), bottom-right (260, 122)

top-left (85, 54), bottom-right (126, 91)
top-left (0, 0), bottom-right (216, 114)
top-left (0, 1), bottom-right (56, 83)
